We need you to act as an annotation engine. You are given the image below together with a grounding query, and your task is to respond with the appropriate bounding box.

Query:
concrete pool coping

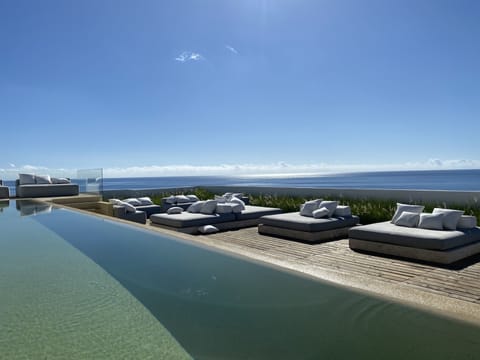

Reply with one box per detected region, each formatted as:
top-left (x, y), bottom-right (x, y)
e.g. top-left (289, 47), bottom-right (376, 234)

top-left (41, 198), bottom-right (480, 327)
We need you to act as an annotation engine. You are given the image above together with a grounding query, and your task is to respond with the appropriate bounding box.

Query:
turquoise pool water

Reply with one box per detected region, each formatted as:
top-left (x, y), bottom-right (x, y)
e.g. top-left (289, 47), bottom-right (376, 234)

top-left (1, 200), bottom-right (480, 359)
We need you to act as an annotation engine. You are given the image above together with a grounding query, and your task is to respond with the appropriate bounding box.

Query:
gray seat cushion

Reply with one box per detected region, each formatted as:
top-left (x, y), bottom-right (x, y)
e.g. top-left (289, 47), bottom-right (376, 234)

top-left (348, 221), bottom-right (480, 250)
top-left (135, 204), bottom-right (162, 217)
top-left (235, 205), bottom-right (283, 221)
top-left (260, 212), bottom-right (360, 232)
top-left (150, 212), bottom-right (236, 228)
top-left (16, 184), bottom-right (79, 198)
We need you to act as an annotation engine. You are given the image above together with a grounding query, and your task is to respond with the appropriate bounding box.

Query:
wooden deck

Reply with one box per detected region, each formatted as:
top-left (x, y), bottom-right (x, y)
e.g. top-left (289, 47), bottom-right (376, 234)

top-left (168, 226), bottom-right (480, 324)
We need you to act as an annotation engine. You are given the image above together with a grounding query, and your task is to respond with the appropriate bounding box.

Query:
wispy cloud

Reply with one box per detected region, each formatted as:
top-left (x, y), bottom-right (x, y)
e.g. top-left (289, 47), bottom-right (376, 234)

top-left (225, 45), bottom-right (238, 54)
top-left (175, 51), bottom-right (204, 63)
top-left (1, 159), bottom-right (479, 180)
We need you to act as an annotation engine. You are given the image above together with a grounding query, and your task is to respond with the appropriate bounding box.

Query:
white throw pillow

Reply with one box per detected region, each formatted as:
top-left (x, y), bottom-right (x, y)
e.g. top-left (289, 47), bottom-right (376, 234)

top-left (19, 173), bottom-right (36, 185)
top-left (198, 225), bottom-right (219, 234)
top-left (187, 201), bottom-right (206, 213)
top-left (35, 175), bottom-right (52, 184)
top-left (216, 203), bottom-right (234, 214)
top-left (201, 200), bottom-right (218, 214)
top-left (432, 208), bottom-right (464, 230)
top-left (457, 215), bottom-right (477, 229)
top-left (299, 199), bottom-right (322, 217)
top-left (394, 211), bottom-right (420, 227)
top-left (312, 207), bottom-right (329, 219)
top-left (108, 198), bottom-right (122, 205)
top-left (167, 206), bottom-right (183, 214)
top-left (318, 201), bottom-right (338, 218)
top-left (230, 197), bottom-right (246, 210)
top-left (51, 177), bottom-right (70, 184)
top-left (334, 205), bottom-right (352, 217)
top-left (138, 197), bottom-right (153, 205)
top-left (418, 213), bottom-right (444, 230)
top-left (230, 203), bottom-right (244, 213)
top-left (391, 203), bottom-right (425, 223)
top-left (123, 198), bottom-right (142, 206)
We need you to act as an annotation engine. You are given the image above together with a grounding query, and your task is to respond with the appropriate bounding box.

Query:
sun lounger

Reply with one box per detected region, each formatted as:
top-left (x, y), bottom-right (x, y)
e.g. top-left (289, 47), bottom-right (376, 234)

top-left (349, 221), bottom-right (480, 264)
top-left (259, 212), bottom-right (360, 243)
top-left (150, 204), bottom-right (282, 234)
top-left (348, 203), bottom-right (480, 264)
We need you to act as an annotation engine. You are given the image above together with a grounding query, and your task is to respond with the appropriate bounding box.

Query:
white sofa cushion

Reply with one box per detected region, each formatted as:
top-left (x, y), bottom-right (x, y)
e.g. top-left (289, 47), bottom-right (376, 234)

top-left (216, 203), bottom-right (234, 214)
top-left (19, 173), bottom-right (36, 185)
top-left (123, 198), bottom-right (142, 206)
top-left (312, 207), bottom-right (330, 219)
top-left (300, 199), bottom-right (322, 217)
top-left (418, 213), bottom-right (444, 230)
top-left (201, 200), bottom-right (218, 214)
top-left (175, 195), bottom-right (191, 203)
top-left (51, 177), bottom-right (70, 184)
top-left (35, 175), bottom-right (52, 184)
top-left (186, 194), bottom-right (200, 202)
top-left (187, 201), bottom-right (206, 213)
top-left (230, 203), bottom-right (244, 213)
top-left (432, 208), bottom-right (464, 230)
top-left (318, 200), bottom-right (338, 218)
top-left (393, 211), bottom-right (420, 227)
top-left (391, 203), bottom-right (425, 223)
top-left (230, 197), bottom-right (246, 210)
top-left (165, 195), bottom-right (177, 204)
top-left (334, 205), bottom-right (352, 217)
top-left (138, 197), bottom-right (153, 205)
top-left (214, 195), bottom-right (227, 203)
top-left (457, 215), bottom-right (477, 229)
top-left (118, 201), bottom-right (136, 213)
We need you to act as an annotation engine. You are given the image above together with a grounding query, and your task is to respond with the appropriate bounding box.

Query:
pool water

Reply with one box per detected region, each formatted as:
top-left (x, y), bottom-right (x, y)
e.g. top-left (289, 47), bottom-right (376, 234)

top-left (1, 200), bottom-right (480, 359)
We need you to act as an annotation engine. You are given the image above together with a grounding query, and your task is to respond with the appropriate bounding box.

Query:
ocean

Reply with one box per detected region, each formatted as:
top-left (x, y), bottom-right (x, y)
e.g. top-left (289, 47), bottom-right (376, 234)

top-left (3, 169), bottom-right (479, 194)
top-left (99, 169), bottom-right (480, 192)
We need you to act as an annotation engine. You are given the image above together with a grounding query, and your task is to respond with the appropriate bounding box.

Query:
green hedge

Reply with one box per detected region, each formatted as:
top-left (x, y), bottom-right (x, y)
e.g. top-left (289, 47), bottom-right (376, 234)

top-left (106, 188), bottom-right (480, 225)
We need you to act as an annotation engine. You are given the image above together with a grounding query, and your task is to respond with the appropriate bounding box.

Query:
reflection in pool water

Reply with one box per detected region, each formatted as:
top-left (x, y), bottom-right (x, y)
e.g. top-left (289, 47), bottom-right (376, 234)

top-left (4, 200), bottom-right (480, 359)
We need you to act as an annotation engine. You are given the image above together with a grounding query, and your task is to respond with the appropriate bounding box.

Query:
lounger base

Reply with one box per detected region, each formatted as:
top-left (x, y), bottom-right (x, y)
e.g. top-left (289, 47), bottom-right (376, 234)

top-left (150, 218), bottom-right (263, 235)
top-left (349, 238), bottom-right (480, 265)
top-left (258, 224), bottom-right (353, 243)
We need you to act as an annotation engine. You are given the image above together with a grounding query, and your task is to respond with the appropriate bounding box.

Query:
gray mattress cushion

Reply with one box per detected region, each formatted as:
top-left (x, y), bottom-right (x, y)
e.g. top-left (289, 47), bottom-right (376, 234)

top-left (16, 184), bottom-right (79, 198)
top-left (260, 212), bottom-right (359, 232)
top-left (150, 212), bottom-right (236, 228)
top-left (348, 221), bottom-right (480, 250)
top-left (235, 205), bottom-right (283, 221)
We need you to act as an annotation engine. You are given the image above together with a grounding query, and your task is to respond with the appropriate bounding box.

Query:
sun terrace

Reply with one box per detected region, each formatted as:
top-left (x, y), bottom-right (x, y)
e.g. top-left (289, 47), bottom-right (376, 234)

top-left (1, 172), bottom-right (480, 358)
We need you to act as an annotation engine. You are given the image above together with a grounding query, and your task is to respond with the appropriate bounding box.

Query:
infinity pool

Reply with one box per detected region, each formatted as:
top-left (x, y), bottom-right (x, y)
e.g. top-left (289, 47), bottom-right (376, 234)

top-left (1, 200), bottom-right (480, 359)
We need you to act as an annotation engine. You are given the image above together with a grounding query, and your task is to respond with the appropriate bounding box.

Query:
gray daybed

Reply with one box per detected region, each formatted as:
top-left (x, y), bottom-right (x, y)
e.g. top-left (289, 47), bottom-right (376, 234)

top-left (150, 205), bottom-right (282, 234)
top-left (259, 212), bottom-right (360, 243)
top-left (16, 179), bottom-right (79, 198)
top-left (113, 205), bottom-right (148, 224)
top-left (349, 221), bottom-right (480, 265)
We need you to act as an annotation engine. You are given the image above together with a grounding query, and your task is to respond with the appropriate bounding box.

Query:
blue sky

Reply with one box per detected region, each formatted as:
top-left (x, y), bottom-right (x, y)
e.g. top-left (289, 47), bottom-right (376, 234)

top-left (1, 0), bottom-right (479, 178)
